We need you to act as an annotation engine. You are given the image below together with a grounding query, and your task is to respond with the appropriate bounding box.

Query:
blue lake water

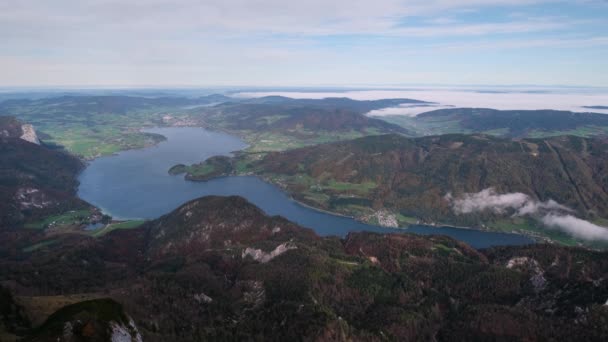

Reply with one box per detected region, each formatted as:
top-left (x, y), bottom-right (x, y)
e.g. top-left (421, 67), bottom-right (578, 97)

top-left (78, 127), bottom-right (534, 248)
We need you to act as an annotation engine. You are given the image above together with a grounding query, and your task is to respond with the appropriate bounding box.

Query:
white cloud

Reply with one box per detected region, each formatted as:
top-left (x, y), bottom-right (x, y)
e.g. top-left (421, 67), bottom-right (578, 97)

top-left (446, 189), bottom-right (530, 215)
top-left (388, 19), bottom-right (568, 37)
top-left (1, 1), bottom-right (562, 38)
top-left (1, 0), bottom-right (606, 86)
top-left (445, 188), bottom-right (608, 242)
top-left (445, 188), bottom-right (572, 216)
top-left (516, 199), bottom-right (572, 216)
top-left (367, 104), bottom-right (454, 117)
top-left (542, 214), bottom-right (608, 242)
top-left (236, 89), bottom-right (608, 115)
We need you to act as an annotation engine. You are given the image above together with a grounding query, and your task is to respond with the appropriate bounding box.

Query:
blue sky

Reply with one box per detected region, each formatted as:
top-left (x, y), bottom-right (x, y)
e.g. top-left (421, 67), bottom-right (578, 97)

top-left (1, 0), bottom-right (607, 87)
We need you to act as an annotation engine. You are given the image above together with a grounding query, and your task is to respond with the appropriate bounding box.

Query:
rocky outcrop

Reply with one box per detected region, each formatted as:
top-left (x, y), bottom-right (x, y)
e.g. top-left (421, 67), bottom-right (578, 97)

top-left (19, 124), bottom-right (40, 145)
top-left (14, 188), bottom-right (53, 210)
top-left (109, 317), bottom-right (142, 342)
top-left (242, 241), bottom-right (297, 263)
top-left (27, 299), bottom-right (142, 342)
top-left (0, 117), bottom-right (40, 144)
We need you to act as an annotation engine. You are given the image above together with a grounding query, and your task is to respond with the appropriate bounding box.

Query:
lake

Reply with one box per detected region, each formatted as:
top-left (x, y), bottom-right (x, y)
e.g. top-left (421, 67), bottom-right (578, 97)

top-left (78, 127), bottom-right (534, 248)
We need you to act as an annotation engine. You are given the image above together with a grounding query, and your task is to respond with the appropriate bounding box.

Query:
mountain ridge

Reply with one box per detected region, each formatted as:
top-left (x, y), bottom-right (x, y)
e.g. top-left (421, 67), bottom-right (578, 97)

top-left (175, 133), bottom-right (608, 246)
top-left (2, 195), bottom-right (607, 340)
top-left (384, 107), bottom-right (608, 138)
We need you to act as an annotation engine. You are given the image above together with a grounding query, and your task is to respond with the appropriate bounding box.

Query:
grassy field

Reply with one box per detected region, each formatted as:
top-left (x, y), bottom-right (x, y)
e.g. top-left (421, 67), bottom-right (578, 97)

top-left (22, 239), bottom-right (59, 253)
top-left (241, 129), bottom-right (373, 152)
top-left (380, 116), bottom-right (472, 136)
top-left (323, 180), bottom-right (377, 195)
top-left (36, 118), bottom-right (169, 159)
top-left (89, 220), bottom-right (146, 237)
top-left (527, 125), bottom-right (608, 138)
top-left (6, 101), bottom-right (195, 159)
top-left (21, 220), bottom-right (145, 253)
top-left (489, 218), bottom-right (582, 246)
top-left (24, 209), bottom-right (95, 230)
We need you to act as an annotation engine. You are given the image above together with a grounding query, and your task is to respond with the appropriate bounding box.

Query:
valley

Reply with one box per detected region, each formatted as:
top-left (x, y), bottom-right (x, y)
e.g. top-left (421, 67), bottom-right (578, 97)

top-left (0, 95), bottom-right (228, 159)
top-left (175, 131), bottom-right (608, 248)
top-left (4, 1), bottom-right (608, 339)
top-left (77, 126), bottom-right (532, 248)
top-left (0, 95), bottom-right (419, 158)
top-left (2, 91), bottom-right (608, 340)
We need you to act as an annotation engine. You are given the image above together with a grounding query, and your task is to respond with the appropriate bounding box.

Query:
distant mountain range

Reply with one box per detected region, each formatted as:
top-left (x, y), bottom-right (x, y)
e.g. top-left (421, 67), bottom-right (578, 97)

top-left (194, 97), bottom-right (422, 151)
top-left (240, 95), bottom-right (428, 112)
top-left (0, 94), bottom-right (232, 116)
top-left (386, 108), bottom-right (608, 138)
top-left (583, 106), bottom-right (608, 110)
top-left (200, 102), bottom-right (409, 133)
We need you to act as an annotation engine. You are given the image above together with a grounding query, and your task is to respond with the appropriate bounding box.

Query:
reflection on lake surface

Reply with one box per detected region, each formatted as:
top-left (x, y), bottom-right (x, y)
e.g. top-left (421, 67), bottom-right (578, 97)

top-left (78, 127), bottom-right (534, 248)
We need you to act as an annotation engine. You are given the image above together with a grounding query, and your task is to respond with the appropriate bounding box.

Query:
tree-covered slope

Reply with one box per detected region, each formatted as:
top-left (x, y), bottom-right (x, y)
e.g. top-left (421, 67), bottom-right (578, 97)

top-left (386, 108), bottom-right (608, 138)
top-left (1, 196), bottom-right (607, 340)
top-left (0, 117), bottom-right (92, 229)
top-left (194, 97), bottom-right (422, 151)
top-left (258, 134), bottom-right (608, 215)
top-left (178, 133), bottom-right (608, 245)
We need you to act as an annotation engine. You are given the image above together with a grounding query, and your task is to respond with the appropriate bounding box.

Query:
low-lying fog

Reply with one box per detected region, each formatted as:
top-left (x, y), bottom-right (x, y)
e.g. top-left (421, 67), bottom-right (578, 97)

top-left (235, 87), bottom-right (608, 116)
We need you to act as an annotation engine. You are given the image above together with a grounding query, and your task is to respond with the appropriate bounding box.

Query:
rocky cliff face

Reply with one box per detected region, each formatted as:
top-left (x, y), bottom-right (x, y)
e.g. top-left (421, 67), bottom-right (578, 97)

top-left (0, 117), bottom-right (40, 144)
top-left (1, 196), bottom-right (607, 341)
top-left (19, 124), bottom-right (40, 145)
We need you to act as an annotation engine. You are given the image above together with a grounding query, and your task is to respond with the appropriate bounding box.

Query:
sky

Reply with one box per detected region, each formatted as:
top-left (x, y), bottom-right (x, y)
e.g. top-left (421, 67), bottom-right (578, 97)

top-left (1, 0), bottom-right (607, 87)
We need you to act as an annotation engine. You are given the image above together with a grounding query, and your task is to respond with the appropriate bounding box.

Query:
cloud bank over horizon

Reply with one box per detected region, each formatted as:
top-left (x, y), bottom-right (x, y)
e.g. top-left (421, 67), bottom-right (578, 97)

top-left (235, 89), bottom-right (608, 115)
top-left (445, 188), bottom-right (608, 242)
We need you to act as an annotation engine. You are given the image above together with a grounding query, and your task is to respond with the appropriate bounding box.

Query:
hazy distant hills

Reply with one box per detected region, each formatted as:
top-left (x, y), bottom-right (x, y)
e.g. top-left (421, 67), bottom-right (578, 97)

top-left (195, 97), bottom-right (420, 150)
top-left (1, 195), bottom-right (607, 340)
top-left (0, 94), bottom-right (426, 155)
top-left (387, 107), bottom-right (608, 138)
top-left (241, 95), bottom-right (428, 112)
top-left (0, 94), bottom-right (232, 116)
top-left (7, 93), bottom-right (608, 150)
top-left (201, 102), bottom-right (409, 133)
top-left (204, 95), bottom-right (429, 130)
top-left (0, 94), bottom-right (426, 119)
